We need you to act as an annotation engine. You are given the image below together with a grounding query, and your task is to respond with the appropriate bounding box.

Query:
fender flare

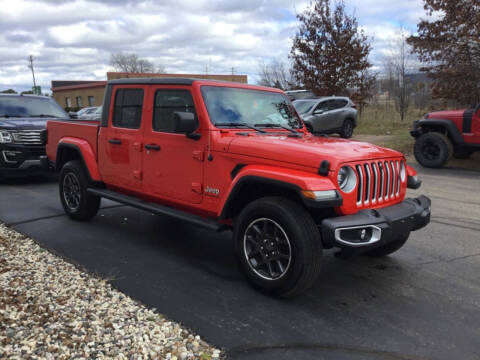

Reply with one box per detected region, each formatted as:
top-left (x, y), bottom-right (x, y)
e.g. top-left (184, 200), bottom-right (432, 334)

top-left (219, 165), bottom-right (341, 219)
top-left (414, 118), bottom-right (464, 144)
top-left (56, 137), bottom-right (101, 182)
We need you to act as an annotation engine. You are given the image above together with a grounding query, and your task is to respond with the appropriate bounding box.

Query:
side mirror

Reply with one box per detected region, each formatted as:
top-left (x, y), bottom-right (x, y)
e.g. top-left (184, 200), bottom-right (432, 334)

top-left (173, 112), bottom-right (200, 140)
top-left (68, 111), bottom-right (78, 119)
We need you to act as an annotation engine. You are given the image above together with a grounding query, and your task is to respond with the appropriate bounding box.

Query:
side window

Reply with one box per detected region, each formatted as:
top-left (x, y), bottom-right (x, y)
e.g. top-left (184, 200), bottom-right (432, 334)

top-left (153, 90), bottom-right (197, 133)
top-left (113, 89), bottom-right (144, 129)
top-left (333, 99), bottom-right (348, 109)
top-left (316, 100), bottom-right (331, 112)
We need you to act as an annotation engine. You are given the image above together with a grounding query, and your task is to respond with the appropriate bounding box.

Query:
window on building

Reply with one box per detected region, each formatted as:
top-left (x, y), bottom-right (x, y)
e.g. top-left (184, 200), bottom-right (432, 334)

top-left (76, 96), bottom-right (83, 108)
top-left (88, 96), bottom-right (95, 107)
top-left (153, 90), bottom-right (197, 133)
top-left (113, 89), bottom-right (144, 129)
top-left (65, 97), bottom-right (71, 108)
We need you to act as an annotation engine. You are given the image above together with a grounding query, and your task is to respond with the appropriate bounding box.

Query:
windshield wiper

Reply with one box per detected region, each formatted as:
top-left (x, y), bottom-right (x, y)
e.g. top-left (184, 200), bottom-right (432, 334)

top-left (29, 114), bottom-right (61, 118)
top-left (0, 114), bottom-right (23, 118)
top-left (215, 122), bottom-right (267, 133)
top-left (254, 123), bottom-right (302, 136)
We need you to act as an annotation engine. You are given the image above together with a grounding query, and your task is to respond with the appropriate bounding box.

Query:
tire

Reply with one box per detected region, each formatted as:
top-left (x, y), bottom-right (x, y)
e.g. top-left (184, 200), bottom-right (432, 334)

top-left (364, 232), bottom-right (410, 257)
top-left (233, 197), bottom-right (322, 298)
top-left (59, 160), bottom-right (100, 221)
top-left (305, 123), bottom-right (314, 134)
top-left (453, 150), bottom-right (473, 159)
top-left (413, 132), bottom-right (453, 168)
top-left (340, 119), bottom-right (354, 138)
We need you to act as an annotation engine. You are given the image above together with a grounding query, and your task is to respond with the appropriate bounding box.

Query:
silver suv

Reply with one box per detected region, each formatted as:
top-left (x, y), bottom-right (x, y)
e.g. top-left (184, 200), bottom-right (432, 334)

top-left (293, 97), bottom-right (357, 138)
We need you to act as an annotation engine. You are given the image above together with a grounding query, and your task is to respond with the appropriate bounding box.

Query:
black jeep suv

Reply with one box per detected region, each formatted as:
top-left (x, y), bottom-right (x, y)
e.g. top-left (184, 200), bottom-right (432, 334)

top-left (0, 94), bottom-right (68, 177)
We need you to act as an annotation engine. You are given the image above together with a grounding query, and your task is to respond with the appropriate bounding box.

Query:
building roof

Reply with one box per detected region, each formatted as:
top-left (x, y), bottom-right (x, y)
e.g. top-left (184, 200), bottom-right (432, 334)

top-left (51, 81), bottom-right (107, 92)
top-left (51, 80), bottom-right (102, 88)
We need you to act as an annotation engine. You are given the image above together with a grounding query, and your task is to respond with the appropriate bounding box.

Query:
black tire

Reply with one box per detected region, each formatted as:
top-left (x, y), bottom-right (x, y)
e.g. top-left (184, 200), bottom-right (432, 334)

top-left (364, 232), bottom-right (410, 257)
top-left (340, 119), bottom-right (354, 138)
top-left (453, 150), bottom-right (473, 159)
top-left (413, 132), bottom-right (453, 168)
top-left (59, 160), bottom-right (100, 221)
top-left (305, 123), bottom-right (314, 134)
top-left (233, 197), bottom-right (322, 298)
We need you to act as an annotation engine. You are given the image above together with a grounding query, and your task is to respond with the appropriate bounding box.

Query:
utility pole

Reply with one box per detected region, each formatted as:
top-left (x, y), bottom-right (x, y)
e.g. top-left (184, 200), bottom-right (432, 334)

top-left (28, 55), bottom-right (36, 88)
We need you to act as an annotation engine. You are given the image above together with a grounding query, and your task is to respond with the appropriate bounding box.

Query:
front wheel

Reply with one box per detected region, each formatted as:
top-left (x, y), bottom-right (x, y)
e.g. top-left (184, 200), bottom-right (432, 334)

top-left (340, 119), bottom-right (354, 138)
top-left (364, 232), bottom-right (410, 257)
top-left (59, 160), bottom-right (100, 221)
top-left (234, 197), bottom-right (322, 298)
top-left (413, 132), bottom-right (452, 168)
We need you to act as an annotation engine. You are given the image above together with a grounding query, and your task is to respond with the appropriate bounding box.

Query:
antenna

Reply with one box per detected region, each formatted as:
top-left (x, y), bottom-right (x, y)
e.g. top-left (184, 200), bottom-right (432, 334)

top-left (28, 55), bottom-right (36, 88)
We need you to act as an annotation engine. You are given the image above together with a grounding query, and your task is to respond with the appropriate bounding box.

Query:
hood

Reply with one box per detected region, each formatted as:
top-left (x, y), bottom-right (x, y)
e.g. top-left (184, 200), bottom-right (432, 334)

top-left (427, 109), bottom-right (465, 120)
top-left (227, 133), bottom-right (403, 170)
top-left (0, 117), bottom-right (65, 130)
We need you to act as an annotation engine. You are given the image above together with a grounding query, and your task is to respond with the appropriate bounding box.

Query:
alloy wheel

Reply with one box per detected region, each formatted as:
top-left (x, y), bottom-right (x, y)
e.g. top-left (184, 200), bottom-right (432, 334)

top-left (62, 172), bottom-right (81, 211)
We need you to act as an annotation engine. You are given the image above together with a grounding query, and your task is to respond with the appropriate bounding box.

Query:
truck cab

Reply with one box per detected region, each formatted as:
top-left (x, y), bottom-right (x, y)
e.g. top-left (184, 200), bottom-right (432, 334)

top-left (46, 78), bottom-right (431, 297)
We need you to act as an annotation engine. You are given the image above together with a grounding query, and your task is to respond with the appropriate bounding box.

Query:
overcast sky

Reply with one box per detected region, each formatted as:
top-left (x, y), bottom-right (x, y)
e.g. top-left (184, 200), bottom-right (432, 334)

top-left (0, 0), bottom-right (426, 93)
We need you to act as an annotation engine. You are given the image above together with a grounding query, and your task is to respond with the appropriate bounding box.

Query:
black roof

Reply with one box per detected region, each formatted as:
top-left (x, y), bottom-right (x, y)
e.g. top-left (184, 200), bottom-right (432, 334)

top-left (107, 78), bottom-right (196, 86)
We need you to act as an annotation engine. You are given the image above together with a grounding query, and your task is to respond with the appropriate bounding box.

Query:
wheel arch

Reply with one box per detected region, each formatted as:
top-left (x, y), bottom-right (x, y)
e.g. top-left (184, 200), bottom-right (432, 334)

top-left (56, 138), bottom-right (101, 182)
top-left (414, 119), bottom-right (463, 145)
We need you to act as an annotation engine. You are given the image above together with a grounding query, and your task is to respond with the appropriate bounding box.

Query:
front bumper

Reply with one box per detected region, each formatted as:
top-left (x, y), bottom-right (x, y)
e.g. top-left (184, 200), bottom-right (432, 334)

top-left (0, 144), bottom-right (50, 177)
top-left (321, 196), bottom-right (431, 251)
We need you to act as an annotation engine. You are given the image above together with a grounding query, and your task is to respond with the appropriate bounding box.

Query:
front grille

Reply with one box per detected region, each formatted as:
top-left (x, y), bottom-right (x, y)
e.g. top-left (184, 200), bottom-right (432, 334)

top-left (12, 130), bottom-right (44, 145)
top-left (355, 159), bottom-right (402, 207)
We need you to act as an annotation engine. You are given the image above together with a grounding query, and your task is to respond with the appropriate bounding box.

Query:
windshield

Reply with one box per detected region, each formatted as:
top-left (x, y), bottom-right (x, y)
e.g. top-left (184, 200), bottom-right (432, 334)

top-left (293, 100), bottom-right (317, 115)
top-left (0, 96), bottom-right (68, 118)
top-left (201, 86), bottom-right (303, 129)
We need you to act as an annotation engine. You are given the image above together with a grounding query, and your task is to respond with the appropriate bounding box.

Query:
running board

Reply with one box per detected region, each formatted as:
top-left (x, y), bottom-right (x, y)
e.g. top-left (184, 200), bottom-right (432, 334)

top-left (87, 188), bottom-right (225, 231)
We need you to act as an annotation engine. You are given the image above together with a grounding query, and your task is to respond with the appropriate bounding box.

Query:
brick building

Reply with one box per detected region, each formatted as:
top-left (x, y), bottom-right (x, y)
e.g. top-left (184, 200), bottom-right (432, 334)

top-left (52, 72), bottom-right (248, 110)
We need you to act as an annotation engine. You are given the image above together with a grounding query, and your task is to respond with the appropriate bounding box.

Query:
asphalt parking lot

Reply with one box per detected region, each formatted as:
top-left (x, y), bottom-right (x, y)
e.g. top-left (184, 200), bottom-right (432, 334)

top-left (1, 164), bottom-right (479, 360)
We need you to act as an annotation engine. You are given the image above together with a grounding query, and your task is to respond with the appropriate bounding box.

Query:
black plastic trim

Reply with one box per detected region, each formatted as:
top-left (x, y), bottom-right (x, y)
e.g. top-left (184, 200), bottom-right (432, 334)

top-left (463, 109), bottom-right (474, 133)
top-left (55, 143), bottom-right (93, 183)
top-left (318, 160), bottom-right (330, 176)
top-left (321, 195), bottom-right (431, 250)
top-left (87, 188), bottom-right (225, 231)
top-left (220, 175), bottom-right (342, 219)
top-left (108, 78), bottom-right (195, 86)
top-left (101, 84), bottom-right (113, 127)
top-left (411, 118), bottom-right (464, 144)
top-left (407, 175), bottom-right (421, 189)
top-left (230, 164), bottom-right (246, 180)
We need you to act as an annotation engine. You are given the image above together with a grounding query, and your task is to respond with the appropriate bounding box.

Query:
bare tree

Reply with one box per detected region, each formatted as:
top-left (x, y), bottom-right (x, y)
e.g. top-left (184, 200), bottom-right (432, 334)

top-left (110, 52), bottom-right (160, 73)
top-left (258, 59), bottom-right (298, 90)
top-left (384, 28), bottom-right (416, 121)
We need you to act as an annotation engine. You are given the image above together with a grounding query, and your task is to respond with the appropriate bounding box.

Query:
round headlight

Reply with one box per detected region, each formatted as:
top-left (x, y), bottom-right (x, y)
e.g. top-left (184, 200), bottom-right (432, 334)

top-left (400, 161), bottom-right (406, 182)
top-left (337, 166), bottom-right (357, 193)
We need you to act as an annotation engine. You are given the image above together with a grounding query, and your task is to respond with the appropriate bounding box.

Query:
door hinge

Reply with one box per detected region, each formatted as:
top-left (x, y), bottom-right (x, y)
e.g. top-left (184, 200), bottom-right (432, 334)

top-left (133, 170), bottom-right (143, 180)
top-left (192, 182), bottom-right (202, 194)
top-left (192, 150), bottom-right (204, 161)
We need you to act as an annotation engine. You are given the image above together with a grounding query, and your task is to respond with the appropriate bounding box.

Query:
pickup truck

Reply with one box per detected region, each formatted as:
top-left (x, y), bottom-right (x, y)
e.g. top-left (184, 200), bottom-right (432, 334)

top-left (45, 78), bottom-right (431, 297)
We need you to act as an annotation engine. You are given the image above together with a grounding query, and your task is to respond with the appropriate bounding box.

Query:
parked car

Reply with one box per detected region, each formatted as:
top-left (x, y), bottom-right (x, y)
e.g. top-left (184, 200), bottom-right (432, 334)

top-left (69, 106), bottom-right (97, 119)
top-left (285, 90), bottom-right (317, 101)
top-left (0, 94), bottom-right (68, 177)
top-left (411, 105), bottom-right (480, 168)
top-left (293, 96), bottom-right (357, 138)
top-left (81, 106), bottom-right (102, 121)
top-left (45, 78), bottom-right (430, 297)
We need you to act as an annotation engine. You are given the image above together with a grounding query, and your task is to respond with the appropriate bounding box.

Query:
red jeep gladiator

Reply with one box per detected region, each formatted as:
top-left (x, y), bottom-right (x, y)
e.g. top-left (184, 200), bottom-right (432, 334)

top-left (45, 78), bottom-right (431, 297)
top-left (411, 105), bottom-right (480, 167)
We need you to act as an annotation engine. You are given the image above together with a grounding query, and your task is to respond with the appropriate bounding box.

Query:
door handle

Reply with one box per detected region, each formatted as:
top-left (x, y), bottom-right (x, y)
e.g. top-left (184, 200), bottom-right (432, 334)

top-left (145, 144), bottom-right (161, 151)
top-left (108, 138), bottom-right (122, 145)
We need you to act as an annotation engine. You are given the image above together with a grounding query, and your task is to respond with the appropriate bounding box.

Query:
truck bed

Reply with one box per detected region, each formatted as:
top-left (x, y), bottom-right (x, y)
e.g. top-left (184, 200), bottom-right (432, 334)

top-left (46, 120), bottom-right (100, 162)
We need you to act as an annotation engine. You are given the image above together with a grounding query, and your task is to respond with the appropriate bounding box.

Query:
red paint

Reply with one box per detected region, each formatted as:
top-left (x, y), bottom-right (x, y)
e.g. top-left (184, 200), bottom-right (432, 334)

top-left (47, 80), bottom-right (414, 219)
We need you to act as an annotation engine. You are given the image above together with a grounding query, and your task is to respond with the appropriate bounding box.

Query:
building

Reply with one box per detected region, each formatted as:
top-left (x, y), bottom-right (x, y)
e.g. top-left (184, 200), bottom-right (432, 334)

top-left (52, 72), bottom-right (248, 110)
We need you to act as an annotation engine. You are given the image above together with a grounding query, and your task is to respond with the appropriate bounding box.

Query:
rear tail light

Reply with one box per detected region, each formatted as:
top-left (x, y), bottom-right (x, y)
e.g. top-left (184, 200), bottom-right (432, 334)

top-left (351, 103), bottom-right (357, 109)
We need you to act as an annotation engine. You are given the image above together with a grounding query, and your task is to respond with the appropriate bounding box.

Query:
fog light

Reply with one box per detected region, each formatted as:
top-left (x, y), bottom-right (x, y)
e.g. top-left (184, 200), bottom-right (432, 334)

top-left (2, 150), bottom-right (22, 163)
top-left (334, 225), bottom-right (382, 246)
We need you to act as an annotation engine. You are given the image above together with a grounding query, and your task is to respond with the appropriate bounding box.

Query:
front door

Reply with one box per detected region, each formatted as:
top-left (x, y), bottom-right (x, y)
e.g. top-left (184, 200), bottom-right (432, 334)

top-left (98, 86), bottom-right (146, 191)
top-left (142, 87), bottom-right (204, 204)
top-left (313, 99), bottom-right (335, 131)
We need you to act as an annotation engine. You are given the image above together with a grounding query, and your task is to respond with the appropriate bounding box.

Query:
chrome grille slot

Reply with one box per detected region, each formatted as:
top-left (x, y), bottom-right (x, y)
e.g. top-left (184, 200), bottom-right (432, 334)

top-left (12, 130), bottom-right (43, 145)
top-left (356, 165), bottom-right (363, 205)
top-left (384, 161), bottom-right (391, 200)
top-left (395, 161), bottom-right (400, 196)
top-left (363, 164), bottom-right (371, 204)
top-left (378, 162), bottom-right (384, 202)
top-left (390, 161), bottom-right (396, 198)
top-left (371, 163), bottom-right (378, 203)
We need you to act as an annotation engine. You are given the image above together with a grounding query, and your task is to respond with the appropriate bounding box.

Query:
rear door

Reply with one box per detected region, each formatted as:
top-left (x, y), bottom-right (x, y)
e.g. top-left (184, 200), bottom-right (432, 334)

top-left (329, 99), bottom-right (349, 128)
top-left (98, 86), bottom-right (146, 191)
top-left (141, 87), bottom-right (204, 204)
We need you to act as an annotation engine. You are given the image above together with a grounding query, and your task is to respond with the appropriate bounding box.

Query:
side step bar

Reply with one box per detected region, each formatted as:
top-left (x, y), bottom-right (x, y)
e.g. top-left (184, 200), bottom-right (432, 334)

top-left (87, 188), bottom-right (225, 231)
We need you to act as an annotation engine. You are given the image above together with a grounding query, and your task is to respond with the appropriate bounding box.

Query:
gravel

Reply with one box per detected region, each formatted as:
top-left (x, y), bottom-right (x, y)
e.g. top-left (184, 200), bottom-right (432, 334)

top-left (0, 223), bottom-right (221, 359)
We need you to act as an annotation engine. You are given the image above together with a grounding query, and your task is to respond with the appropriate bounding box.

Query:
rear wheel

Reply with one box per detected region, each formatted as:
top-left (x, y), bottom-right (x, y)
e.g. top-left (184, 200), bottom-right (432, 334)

top-left (59, 160), bottom-right (100, 221)
top-left (340, 119), bottom-right (354, 138)
top-left (413, 132), bottom-right (452, 168)
top-left (234, 197), bottom-right (322, 298)
top-left (365, 232), bottom-right (410, 257)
